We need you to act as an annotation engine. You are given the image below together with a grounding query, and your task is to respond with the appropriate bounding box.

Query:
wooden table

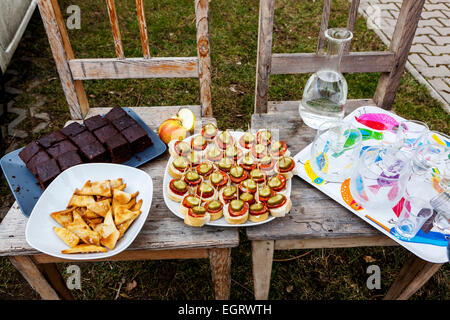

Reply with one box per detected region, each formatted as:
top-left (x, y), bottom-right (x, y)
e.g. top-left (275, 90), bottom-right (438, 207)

top-left (247, 101), bottom-right (444, 300)
top-left (0, 106), bottom-right (239, 300)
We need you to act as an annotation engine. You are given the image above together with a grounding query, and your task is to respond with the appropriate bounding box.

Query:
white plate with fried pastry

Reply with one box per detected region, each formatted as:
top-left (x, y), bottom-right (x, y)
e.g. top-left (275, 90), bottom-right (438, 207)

top-left (163, 130), bottom-right (292, 227)
top-left (25, 163), bottom-right (153, 260)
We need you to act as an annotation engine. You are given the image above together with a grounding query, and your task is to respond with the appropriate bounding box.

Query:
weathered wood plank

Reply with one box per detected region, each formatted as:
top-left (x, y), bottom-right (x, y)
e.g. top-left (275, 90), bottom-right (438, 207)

top-left (33, 248), bottom-right (209, 263)
top-left (275, 236), bottom-right (397, 250)
top-left (384, 254), bottom-right (443, 300)
top-left (209, 248), bottom-right (232, 300)
top-left (252, 240), bottom-right (274, 300)
top-left (69, 57), bottom-right (199, 80)
top-left (271, 52), bottom-right (395, 75)
top-left (344, 0), bottom-right (360, 54)
top-left (106, 0), bottom-right (125, 59)
top-left (373, 0), bottom-right (425, 109)
top-left (317, 0), bottom-right (332, 54)
top-left (49, 0), bottom-right (89, 119)
top-left (136, 0), bottom-right (150, 59)
top-left (38, 0), bottom-right (87, 119)
top-left (267, 99), bottom-right (376, 114)
top-left (195, 0), bottom-right (213, 117)
top-left (254, 0), bottom-right (275, 114)
top-left (39, 263), bottom-right (75, 299)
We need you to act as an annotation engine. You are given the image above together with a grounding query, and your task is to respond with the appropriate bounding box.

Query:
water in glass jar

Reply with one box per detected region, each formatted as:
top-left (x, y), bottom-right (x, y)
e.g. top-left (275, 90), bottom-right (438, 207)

top-left (299, 69), bottom-right (348, 129)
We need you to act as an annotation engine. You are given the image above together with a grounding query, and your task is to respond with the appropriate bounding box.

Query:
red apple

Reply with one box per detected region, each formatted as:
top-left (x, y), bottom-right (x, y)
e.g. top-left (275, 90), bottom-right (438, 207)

top-left (158, 118), bottom-right (187, 144)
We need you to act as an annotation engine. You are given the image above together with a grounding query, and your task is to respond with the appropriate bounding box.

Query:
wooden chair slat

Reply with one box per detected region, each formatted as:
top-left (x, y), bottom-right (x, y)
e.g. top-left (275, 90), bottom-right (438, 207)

top-left (254, 0), bottom-right (275, 115)
top-left (344, 0), bottom-right (360, 53)
top-left (136, 0), bottom-right (151, 59)
top-left (195, 0), bottom-right (213, 117)
top-left (69, 57), bottom-right (199, 80)
top-left (271, 51), bottom-right (395, 75)
top-left (106, 0), bottom-right (125, 59)
top-left (317, 0), bottom-right (332, 54)
top-left (38, 0), bottom-right (89, 119)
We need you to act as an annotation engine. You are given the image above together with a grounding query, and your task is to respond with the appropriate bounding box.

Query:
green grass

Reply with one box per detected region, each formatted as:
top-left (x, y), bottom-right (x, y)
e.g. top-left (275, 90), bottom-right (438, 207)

top-left (0, 0), bottom-right (448, 300)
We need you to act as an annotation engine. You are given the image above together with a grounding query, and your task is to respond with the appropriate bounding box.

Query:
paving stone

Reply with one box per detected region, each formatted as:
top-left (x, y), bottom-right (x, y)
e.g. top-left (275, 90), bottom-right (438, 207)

top-left (430, 35), bottom-right (450, 45)
top-left (424, 3), bottom-right (450, 11)
top-left (410, 44), bottom-right (432, 55)
top-left (408, 54), bottom-right (428, 67)
top-left (421, 54), bottom-right (450, 67)
top-left (32, 122), bottom-right (50, 134)
top-left (5, 86), bottom-right (23, 95)
top-left (421, 11), bottom-right (447, 20)
top-left (418, 18), bottom-right (444, 27)
top-left (33, 112), bottom-right (51, 122)
top-left (424, 44), bottom-right (450, 55)
top-left (415, 65), bottom-right (450, 78)
top-left (414, 35), bottom-right (437, 45)
top-left (433, 26), bottom-right (450, 36)
top-left (415, 27), bottom-right (440, 36)
top-left (428, 78), bottom-right (450, 93)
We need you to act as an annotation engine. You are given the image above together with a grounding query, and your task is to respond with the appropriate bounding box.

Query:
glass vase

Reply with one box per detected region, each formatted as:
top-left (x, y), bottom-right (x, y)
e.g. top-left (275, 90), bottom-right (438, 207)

top-left (299, 28), bottom-right (353, 129)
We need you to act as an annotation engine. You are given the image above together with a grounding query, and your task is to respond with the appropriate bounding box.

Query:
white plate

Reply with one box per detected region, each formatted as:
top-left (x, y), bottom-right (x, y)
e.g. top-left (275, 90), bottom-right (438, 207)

top-left (25, 163), bottom-right (153, 260)
top-left (163, 131), bottom-right (292, 227)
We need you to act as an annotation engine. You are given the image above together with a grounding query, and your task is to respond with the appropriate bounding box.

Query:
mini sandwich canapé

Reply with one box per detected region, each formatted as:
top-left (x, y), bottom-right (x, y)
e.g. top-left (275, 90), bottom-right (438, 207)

top-left (201, 123), bottom-right (218, 142)
top-left (224, 199), bottom-right (249, 225)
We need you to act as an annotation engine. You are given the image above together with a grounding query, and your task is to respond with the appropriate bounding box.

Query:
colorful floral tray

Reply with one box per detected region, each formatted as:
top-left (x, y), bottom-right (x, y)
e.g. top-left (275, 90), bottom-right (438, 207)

top-left (293, 106), bottom-right (449, 263)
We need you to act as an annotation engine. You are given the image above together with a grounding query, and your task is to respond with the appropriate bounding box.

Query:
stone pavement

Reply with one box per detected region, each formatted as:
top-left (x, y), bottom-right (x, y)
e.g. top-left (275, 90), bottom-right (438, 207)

top-left (357, 0), bottom-right (450, 112)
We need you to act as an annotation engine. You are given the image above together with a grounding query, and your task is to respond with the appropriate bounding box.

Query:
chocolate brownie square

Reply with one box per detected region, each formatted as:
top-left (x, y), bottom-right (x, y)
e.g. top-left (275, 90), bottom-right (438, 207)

top-left (93, 124), bottom-right (119, 144)
top-left (36, 158), bottom-right (61, 189)
top-left (111, 115), bottom-right (137, 132)
top-left (47, 140), bottom-right (78, 158)
top-left (105, 134), bottom-right (132, 163)
top-left (121, 124), bottom-right (153, 153)
top-left (60, 122), bottom-right (85, 137)
top-left (84, 115), bottom-right (109, 132)
top-left (104, 106), bottom-right (128, 121)
top-left (27, 151), bottom-right (51, 176)
top-left (19, 141), bottom-right (41, 164)
top-left (79, 140), bottom-right (109, 163)
top-left (70, 130), bottom-right (98, 148)
top-left (37, 131), bottom-right (66, 148)
top-left (57, 151), bottom-right (83, 171)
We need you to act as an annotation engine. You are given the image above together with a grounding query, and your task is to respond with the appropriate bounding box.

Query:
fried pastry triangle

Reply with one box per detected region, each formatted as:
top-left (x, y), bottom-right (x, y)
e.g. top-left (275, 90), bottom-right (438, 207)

top-left (99, 209), bottom-right (120, 250)
top-left (117, 210), bottom-right (141, 239)
top-left (61, 244), bottom-right (108, 254)
top-left (68, 194), bottom-right (96, 208)
top-left (76, 180), bottom-right (112, 197)
top-left (53, 226), bottom-right (80, 248)
top-left (50, 208), bottom-right (75, 228)
top-left (86, 199), bottom-right (110, 218)
top-left (66, 211), bottom-right (100, 246)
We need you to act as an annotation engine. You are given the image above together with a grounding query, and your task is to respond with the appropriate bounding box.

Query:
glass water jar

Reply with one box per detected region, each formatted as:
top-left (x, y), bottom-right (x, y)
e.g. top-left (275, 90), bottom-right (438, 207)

top-left (299, 28), bottom-right (353, 129)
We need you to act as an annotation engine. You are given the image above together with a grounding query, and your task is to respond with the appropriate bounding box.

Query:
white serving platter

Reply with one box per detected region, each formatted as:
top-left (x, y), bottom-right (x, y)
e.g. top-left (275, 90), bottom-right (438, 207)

top-left (163, 131), bottom-right (292, 227)
top-left (25, 163), bottom-right (153, 260)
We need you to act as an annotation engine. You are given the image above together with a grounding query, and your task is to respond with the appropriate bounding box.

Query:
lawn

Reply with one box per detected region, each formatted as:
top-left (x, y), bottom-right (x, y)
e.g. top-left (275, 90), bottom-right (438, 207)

top-left (0, 0), bottom-right (448, 300)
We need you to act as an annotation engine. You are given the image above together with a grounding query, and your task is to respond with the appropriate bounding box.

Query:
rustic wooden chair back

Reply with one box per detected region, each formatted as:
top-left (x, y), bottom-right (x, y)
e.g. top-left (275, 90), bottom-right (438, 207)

top-left (38, 0), bottom-right (212, 119)
top-left (254, 0), bottom-right (425, 114)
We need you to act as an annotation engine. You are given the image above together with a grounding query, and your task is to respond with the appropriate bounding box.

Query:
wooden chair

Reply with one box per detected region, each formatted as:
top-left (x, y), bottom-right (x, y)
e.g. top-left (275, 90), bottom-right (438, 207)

top-left (0, 0), bottom-right (239, 300)
top-left (39, 0), bottom-right (212, 120)
top-left (249, 0), bottom-right (443, 300)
